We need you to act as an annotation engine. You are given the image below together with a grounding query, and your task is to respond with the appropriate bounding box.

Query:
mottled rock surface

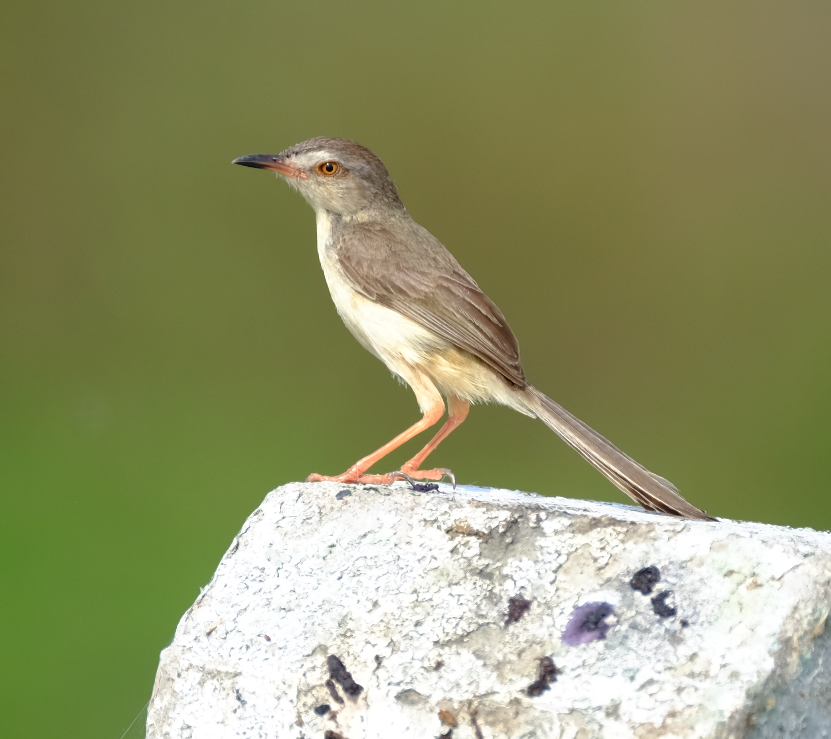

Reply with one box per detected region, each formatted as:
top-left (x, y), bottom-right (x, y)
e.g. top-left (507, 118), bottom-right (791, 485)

top-left (147, 482), bottom-right (831, 739)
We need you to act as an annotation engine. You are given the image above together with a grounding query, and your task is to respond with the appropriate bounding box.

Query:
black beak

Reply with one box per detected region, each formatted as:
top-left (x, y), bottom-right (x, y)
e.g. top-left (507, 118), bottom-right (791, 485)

top-left (232, 154), bottom-right (307, 179)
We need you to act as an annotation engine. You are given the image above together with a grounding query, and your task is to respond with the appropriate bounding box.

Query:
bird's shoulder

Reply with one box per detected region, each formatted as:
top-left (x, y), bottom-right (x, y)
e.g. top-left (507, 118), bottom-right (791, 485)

top-left (329, 216), bottom-right (466, 294)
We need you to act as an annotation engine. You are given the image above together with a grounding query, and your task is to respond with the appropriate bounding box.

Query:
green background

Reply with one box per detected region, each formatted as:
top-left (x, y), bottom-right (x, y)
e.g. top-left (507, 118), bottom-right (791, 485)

top-left (2, 2), bottom-right (830, 736)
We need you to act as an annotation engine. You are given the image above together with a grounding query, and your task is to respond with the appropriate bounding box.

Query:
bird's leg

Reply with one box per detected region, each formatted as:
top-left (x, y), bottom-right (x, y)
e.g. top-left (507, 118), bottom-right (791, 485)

top-left (396, 395), bottom-right (469, 483)
top-left (306, 379), bottom-right (446, 484)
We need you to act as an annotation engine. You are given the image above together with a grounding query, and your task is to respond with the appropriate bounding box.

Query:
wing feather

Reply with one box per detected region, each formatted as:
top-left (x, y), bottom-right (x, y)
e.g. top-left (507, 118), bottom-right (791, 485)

top-left (332, 219), bottom-right (527, 387)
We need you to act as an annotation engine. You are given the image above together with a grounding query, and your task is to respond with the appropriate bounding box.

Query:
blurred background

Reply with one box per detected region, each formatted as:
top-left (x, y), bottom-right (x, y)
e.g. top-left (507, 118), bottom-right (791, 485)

top-left (2, 1), bottom-right (830, 736)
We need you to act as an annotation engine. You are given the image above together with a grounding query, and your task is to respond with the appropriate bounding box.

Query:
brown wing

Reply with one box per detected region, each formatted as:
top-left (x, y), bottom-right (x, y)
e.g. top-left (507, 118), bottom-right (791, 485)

top-left (332, 218), bottom-right (527, 388)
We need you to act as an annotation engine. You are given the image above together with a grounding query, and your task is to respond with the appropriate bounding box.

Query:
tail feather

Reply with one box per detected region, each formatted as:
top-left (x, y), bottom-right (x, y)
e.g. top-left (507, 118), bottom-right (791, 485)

top-left (522, 386), bottom-right (716, 521)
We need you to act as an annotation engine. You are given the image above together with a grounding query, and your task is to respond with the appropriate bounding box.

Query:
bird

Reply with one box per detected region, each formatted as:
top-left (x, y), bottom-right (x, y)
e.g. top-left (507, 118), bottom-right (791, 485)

top-left (233, 137), bottom-right (715, 521)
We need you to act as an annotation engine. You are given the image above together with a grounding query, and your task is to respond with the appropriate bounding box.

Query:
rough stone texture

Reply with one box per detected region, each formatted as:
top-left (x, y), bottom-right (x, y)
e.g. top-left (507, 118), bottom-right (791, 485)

top-left (147, 482), bottom-right (831, 739)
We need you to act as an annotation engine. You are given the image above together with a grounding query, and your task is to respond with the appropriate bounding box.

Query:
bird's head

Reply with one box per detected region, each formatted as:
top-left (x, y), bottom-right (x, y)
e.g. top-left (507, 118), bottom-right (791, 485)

top-left (233, 137), bottom-right (403, 217)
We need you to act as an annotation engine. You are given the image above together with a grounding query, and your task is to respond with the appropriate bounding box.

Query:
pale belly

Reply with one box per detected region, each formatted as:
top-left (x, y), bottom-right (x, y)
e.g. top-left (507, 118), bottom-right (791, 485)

top-left (319, 248), bottom-right (442, 368)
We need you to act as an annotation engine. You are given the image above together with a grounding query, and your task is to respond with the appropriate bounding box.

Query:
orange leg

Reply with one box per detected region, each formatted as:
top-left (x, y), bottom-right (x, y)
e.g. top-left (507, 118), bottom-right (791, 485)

top-left (307, 369), bottom-right (448, 485)
top-left (398, 395), bottom-right (470, 483)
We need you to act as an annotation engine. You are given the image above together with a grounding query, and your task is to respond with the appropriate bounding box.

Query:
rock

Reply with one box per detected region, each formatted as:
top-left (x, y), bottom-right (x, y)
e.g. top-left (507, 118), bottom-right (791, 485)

top-left (146, 482), bottom-right (831, 739)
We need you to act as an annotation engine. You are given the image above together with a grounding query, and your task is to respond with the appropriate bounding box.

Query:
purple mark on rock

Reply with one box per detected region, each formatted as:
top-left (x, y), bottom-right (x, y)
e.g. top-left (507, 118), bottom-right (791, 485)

top-left (561, 602), bottom-right (615, 646)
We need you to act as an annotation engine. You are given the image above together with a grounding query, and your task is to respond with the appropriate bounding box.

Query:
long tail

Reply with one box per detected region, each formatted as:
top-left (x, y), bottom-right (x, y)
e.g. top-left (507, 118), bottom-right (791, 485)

top-left (520, 386), bottom-right (716, 521)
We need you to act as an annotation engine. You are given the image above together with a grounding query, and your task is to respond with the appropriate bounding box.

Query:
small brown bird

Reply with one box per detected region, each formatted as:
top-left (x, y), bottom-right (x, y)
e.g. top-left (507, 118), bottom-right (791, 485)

top-left (233, 138), bottom-right (714, 520)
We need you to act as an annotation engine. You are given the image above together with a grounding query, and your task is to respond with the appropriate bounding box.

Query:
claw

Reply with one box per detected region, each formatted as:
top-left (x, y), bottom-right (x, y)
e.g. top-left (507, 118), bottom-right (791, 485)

top-left (390, 470), bottom-right (417, 488)
top-left (396, 467), bottom-right (456, 488)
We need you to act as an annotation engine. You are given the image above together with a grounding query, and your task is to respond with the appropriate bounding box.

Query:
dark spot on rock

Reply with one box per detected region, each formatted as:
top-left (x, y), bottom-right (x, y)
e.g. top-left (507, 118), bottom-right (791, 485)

top-left (313, 704), bottom-right (330, 716)
top-left (584, 608), bottom-right (609, 631)
top-left (505, 596), bottom-right (532, 625)
top-left (324, 731), bottom-right (345, 739)
top-left (527, 656), bottom-right (560, 696)
top-left (395, 689), bottom-right (426, 706)
top-left (438, 708), bottom-right (457, 726)
top-left (412, 482), bottom-right (439, 492)
top-left (325, 679), bottom-right (344, 705)
top-left (235, 689), bottom-right (246, 705)
top-left (327, 654), bottom-right (363, 698)
top-left (562, 602), bottom-right (615, 646)
top-left (446, 520), bottom-right (490, 542)
top-left (433, 659), bottom-right (445, 671)
top-left (469, 704), bottom-right (484, 739)
top-left (630, 566), bottom-right (661, 595)
top-left (374, 654), bottom-right (382, 665)
top-left (335, 489), bottom-right (352, 500)
top-left (263, 634), bottom-right (271, 641)
top-left (652, 590), bottom-right (677, 618)
top-left (680, 618), bottom-right (689, 628)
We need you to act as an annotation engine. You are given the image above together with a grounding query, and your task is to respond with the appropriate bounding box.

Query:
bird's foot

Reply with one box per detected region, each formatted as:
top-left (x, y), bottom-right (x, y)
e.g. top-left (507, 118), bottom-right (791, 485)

top-left (305, 466), bottom-right (385, 484)
top-left (398, 465), bottom-right (455, 488)
top-left (306, 466), bottom-right (455, 487)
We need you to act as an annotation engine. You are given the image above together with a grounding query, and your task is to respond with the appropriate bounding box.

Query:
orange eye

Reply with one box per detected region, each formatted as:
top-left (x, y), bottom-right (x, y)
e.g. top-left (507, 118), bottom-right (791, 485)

top-left (317, 161), bottom-right (340, 176)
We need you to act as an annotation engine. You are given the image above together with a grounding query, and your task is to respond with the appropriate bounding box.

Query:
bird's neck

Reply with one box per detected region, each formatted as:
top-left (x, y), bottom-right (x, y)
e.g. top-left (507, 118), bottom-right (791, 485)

top-left (315, 209), bottom-right (339, 257)
top-left (314, 204), bottom-right (410, 255)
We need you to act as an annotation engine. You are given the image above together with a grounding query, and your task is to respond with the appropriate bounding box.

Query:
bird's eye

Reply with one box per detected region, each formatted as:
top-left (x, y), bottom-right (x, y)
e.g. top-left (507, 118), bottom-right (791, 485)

top-left (317, 161), bottom-right (340, 176)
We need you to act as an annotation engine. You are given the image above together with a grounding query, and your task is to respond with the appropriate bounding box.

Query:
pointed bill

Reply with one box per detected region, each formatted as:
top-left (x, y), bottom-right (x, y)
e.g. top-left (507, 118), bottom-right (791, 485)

top-left (232, 154), bottom-right (308, 179)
